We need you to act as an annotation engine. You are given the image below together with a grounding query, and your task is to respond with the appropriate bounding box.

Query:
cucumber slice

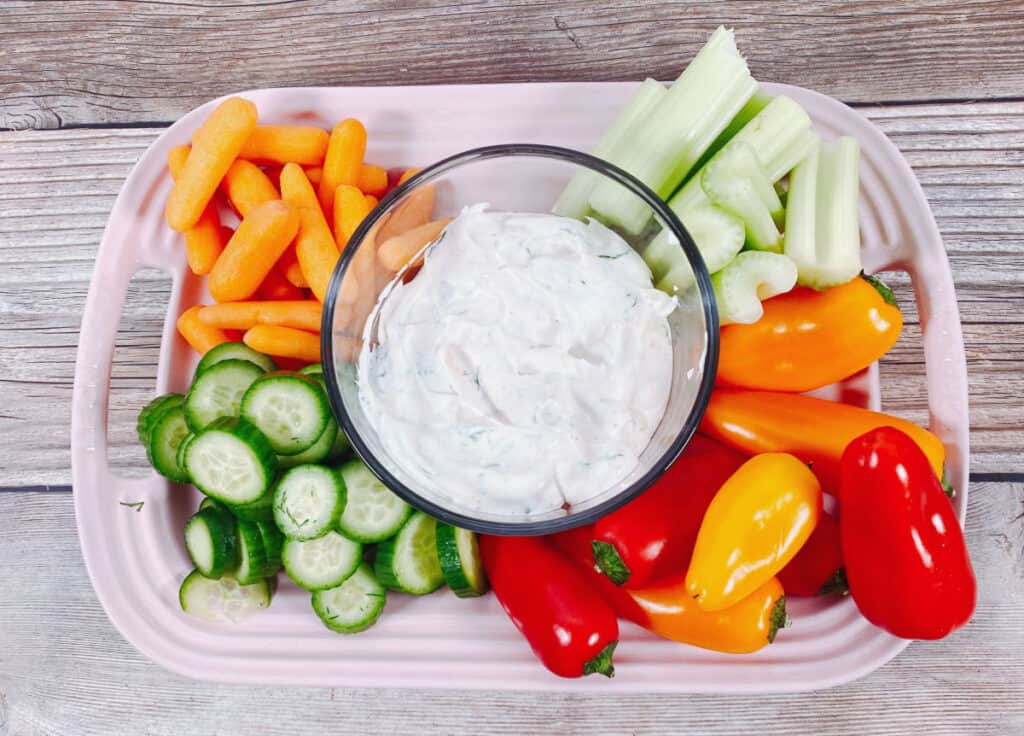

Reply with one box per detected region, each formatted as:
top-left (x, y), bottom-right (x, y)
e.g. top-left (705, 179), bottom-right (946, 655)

top-left (294, 368), bottom-right (350, 464)
top-left (298, 363), bottom-right (324, 378)
top-left (234, 519), bottom-right (270, 585)
top-left (326, 421), bottom-right (351, 463)
top-left (228, 484), bottom-right (276, 521)
top-left (147, 403), bottom-right (191, 482)
top-left (283, 530), bottom-right (362, 591)
top-left (195, 341), bottom-right (277, 377)
top-left (257, 519), bottom-right (285, 575)
top-left (185, 417), bottom-right (277, 505)
top-left (375, 512), bottom-right (444, 595)
top-left (435, 523), bottom-right (488, 597)
top-left (198, 496), bottom-right (228, 514)
top-left (311, 562), bottom-right (386, 633)
top-left (240, 372), bottom-right (330, 456)
top-left (336, 459), bottom-right (412, 543)
top-left (272, 464), bottom-right (346, 540)
top-left (177, 432), bottom-right (197, 475)
top-left (179, 569), bottom-right (271, 623)
top-left (712, 251), bottom-right (798, 325)
top-left (137, 393), bottom-right (184, 448)
top-left (277, 421), bottom-right (338, 467)
top-left (185, 359), bottom-right (266, 431)
top-left (184, 507), bottom-right (238, 578)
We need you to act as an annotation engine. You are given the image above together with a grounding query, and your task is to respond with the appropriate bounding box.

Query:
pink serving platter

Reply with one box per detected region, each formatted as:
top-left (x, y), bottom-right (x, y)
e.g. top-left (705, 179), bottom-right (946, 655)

top-left (71, 82), bottom-right (969, 692)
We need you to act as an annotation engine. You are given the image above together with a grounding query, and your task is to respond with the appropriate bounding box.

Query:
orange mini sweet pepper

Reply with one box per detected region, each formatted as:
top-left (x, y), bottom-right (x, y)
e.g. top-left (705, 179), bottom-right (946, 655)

top-left (717, 274), bottom-right (903, 392)
top-left (701, 389), bottom-right (946, 492)
top-left (686, 453), bottom-right (822, 612)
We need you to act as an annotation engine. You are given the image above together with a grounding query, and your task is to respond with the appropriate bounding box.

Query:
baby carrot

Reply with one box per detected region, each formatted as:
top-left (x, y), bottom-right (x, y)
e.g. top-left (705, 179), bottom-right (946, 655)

top-left (167, 145), bottom-right (224, 275)
top-left (256, 265), bottom-right (306, 301)
top-left (278, 245), bottom-right (308, 288)
top-left (356, 163), bottom-right (388, 197)
top-left (379, 184), bottom-right (435, 242)
top-left (303, 166), bottom-right (323, 187)
top-left (166, 97), bottom-right (258, 231)
top-left (177, 305), bottom-right (231, 355)
top-left (333, 184), bottom-right (372, 249)
top-left (378, 218), bottom-right (452, 271)
top-left (238, 125), bottom-right (329, 166)
top-left (397, 167), bottom-right (421, 185)
top-left (223, 160), bottom-right (280, 218)
top-left (318, 119), bottom-right (367, 217)
top-left (244, 325), bottom-right (320, 362)
top-left (280, 163), bottom-right (340, 303)
top-left (364, 194), bottom-right (379, 210)
top-left (208, 200), bottom-right (300, 302)
top-left (198, 300), bottom-right (322, 333)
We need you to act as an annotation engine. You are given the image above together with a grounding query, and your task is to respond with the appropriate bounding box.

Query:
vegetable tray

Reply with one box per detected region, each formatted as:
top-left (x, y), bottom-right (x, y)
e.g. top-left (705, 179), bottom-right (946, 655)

top-left (71, 82), bottom-right (969, 692)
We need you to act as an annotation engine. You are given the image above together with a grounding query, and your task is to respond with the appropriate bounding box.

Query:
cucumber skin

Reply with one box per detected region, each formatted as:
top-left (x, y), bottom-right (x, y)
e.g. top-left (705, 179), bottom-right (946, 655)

top-left (229, 484), bottom-right (276, 522)
top-left (185, 359), bottom-right (266, 432)
top-left (256, 519), bottom-right (285, 576)
top-left (148, 404), bottom-right (192, 483)
top-left (311, 563), bottom-right (386, 634)
top-left (282, 533), bottom-right (362, 592)
top-left (435, 523), bottom-right (487, 598)
top-left (186, 507), bottom-right (238, 579)
top-left (336, 459), bottom-right (412, 543)
top-left (179, 569), bottom-right (271, 621)
top-left (374, 513), bottom-right (444, 595)
top-left (234, 519), bottom-right (271, 585)
top-left (276, 421), bottom-right (337, 468)
top-left (195, 341), bottom-right (277, 377)
top-left (185, 417), bottom-right (278, 505)
top-left (240, 371), bottom-right (331, 456)
top-left (137, 394), bottom-right (184, 448)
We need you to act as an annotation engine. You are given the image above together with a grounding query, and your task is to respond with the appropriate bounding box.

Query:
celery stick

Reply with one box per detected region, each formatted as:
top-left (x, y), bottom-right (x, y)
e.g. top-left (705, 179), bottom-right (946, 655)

top-left (644, 203), bottom-right (745, 295)
top-left (553, 78), bottom-right (667, 219)
top-left (588, 26), bottom-right (757, 235)
top-left (690, 88), bottom-right (774, 178)
top-left (712, 251), bottom-right (798, 325)
top-left (784, 137), bottom-right (862, 290)
top-left (702, 140), bottom-right (783, 252)
top-left (666, 95), bottom-right (817, 220)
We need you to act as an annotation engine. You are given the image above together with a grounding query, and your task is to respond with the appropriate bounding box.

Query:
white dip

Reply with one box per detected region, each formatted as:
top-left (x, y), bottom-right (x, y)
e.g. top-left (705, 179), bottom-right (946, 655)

top-left (358, 207), bottom-right (676, 515)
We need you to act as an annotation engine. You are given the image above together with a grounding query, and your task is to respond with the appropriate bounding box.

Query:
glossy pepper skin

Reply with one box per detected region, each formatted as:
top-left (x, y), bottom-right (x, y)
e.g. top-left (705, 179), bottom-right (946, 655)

top-left (839, 427), bottom-right (976, 639)
top-left (479, 534), bottom-right (619, 678)
top-left (717, 275), bottom-right (903, 392)
top-left (701, 390), bottom-right (946, 492)
top-left (686, 453), bottom-right (822, 611)
top-left (777, 511), bottom-right (846, 596)
top-left (591, 435), bottom-right (745, 588)
top-left (550, 526), bottom-right (787, 654)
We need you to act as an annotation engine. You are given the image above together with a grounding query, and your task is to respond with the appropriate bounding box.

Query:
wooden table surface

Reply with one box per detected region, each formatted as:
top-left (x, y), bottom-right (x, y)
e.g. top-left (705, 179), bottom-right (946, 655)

top-left (2, 1), bottom-right (1022, 733)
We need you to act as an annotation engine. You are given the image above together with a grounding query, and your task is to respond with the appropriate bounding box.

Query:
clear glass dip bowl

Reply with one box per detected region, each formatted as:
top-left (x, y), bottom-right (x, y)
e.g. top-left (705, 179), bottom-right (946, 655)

top-left (322, 144), bottom-right (718, 535)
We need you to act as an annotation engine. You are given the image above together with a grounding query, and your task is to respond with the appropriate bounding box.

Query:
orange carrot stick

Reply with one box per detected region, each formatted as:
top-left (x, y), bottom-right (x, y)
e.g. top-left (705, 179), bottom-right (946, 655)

top-left (280, 163), bottom-right (342, 303)
top-left (364, 194), bottom-right (379, 210)
top-left (378, 218), bottom-right (452, 271)
top-left (379, 184), bottom-right (435, 242)
top-left (333, 184), bottom-right (372, 250)
top-left (166, 97), bottom-right (257, 231)
top-left (208, 200), bottom-right (299, 302)
top-left (198, 300), bottom-right (322, 332)
top-left (238, 125), bottom-right (329, 166)
top-left (356, 163), bottom-right (388, 197)
top-left (167, 145), bottom-right (225, 275)
top-left (278, 245), bottom-right (308, 288)
top-left (243, 325), bottom-right (320, 362)
top-left (177, 305), bottom-right (231, 355)
top-left (256, 265), bottom-right (306, 301)
top-left (318, 119), bottom-right (367, 217)
top-left (303, 166), bottom-right (323, 187)
top-left (397, 167), bottom-right (421, 185)
top-left (223, 160), bottom-right (280, 218)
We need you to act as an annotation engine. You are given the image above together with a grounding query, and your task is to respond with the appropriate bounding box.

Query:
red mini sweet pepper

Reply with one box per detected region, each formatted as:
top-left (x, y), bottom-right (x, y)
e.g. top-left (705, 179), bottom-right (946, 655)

top-left (479, 534), bottom-right (619, 678)
top-left (776, 511), bottom-right (846, 597)
top-left (591, 434), bottom-right (745, 587)
top-left (839, 426), bottom-right (976, 639)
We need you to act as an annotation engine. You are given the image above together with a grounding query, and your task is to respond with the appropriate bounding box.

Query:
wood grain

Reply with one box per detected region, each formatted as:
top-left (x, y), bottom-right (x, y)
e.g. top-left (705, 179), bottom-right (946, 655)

top-left (2, 0), bottom-right (1024, 129)
top-left (0, 484), bottom-right (1020, 735)
top-left (1, 101), bottom-right (1022, 485)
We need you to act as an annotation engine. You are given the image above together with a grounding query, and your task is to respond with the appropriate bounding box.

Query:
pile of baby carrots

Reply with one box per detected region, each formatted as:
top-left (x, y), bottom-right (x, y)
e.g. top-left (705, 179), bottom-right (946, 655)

top-left (165, 96), bottom-right (418, 364)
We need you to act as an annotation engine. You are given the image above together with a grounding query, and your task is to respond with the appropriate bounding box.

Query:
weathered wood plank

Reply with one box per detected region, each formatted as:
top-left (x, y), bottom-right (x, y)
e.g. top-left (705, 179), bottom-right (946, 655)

top-left (1, 101), bottom-right (1021, 485)
top-left (2, 0), bottom-right (1024, 129)
top-left (1, 484), bottom-right (1020, 734)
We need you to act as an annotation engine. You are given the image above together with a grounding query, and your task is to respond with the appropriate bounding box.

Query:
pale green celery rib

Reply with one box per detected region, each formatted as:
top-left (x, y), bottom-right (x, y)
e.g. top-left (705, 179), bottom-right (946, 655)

top-left (712, 251), bottom-right (798, 325)
top-left (587, 26), bottom-right (757, 235)
top-left (690, 88), bottom-right (774, 178)
top-left (552, 78), bottom-right (667, 219)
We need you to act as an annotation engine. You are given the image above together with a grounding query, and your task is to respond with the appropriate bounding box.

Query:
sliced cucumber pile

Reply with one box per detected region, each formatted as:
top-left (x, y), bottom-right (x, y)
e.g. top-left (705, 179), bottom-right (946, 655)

top-left (138, 349), bottom-right (484, 633)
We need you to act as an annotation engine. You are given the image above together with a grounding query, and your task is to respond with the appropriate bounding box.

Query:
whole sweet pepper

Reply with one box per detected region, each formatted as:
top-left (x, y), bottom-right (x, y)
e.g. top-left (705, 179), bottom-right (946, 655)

top-left (686, 453), bottom-right (822, 611)
top-left (717, 274), bottom-right (903, 392)
top-left (839, 427), bottom-right (975, 639)
top-left (480, 534), bottom-right (619, 678)
top-left (701, 389), bottom-right (946, 491)
top-left (591, 435), bottom-right (745, 588)
top-left (777, 511), bottom-right (846, 596)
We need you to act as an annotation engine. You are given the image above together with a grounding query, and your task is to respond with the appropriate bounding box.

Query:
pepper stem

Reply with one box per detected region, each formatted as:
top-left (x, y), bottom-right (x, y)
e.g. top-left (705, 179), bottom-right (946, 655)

top-left (861, 272), bottom-right (898, 306)
top-left (819, 568), bottom-right (850, 596)
top-left (591, 541), bottom-right (631, 585)
top-left (583, 641), bottom-right (617, 678)
top-left (768, 596), bottom-right (789, 644)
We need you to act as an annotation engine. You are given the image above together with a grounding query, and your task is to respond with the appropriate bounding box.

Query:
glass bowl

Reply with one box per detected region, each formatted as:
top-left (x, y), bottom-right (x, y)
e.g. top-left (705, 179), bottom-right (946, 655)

top-left (322, 144), bottom-right (718, 535)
